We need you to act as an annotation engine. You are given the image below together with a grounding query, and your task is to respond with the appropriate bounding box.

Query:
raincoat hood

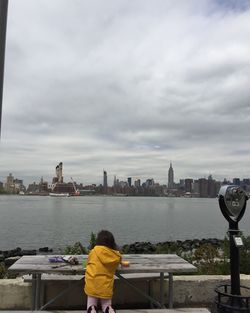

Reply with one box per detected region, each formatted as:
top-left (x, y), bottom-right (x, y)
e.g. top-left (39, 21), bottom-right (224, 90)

top-left (94, 245), bottom-right (121, 265)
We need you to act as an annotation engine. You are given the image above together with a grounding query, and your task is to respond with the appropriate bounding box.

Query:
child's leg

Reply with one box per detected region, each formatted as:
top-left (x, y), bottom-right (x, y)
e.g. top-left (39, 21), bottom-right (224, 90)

top-left (101, 298), bottom-right (115, 313)
top-left (87, 296), bottom-right (98, 313)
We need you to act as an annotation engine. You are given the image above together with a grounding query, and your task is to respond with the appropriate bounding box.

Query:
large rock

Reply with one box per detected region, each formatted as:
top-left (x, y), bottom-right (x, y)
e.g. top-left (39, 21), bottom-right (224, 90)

top-left (2, 247), bottom-right (22, 258)
top-left (39, 247), bottom-right (53, 253)
top-left (21, 250), bottom-right (36, 256)
top-left (4, 256), bottom-right (20, 267)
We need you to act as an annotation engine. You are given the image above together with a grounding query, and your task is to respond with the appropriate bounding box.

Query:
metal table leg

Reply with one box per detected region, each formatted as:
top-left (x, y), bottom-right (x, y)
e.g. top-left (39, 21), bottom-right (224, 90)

top-left (160, 272), bottom-right (164, 307)
top-left (168, 273), bottom-right (173, 309)
top-left (35, 273), bottom-right (42, 310)
top-left (31, 274), bottom-right (36, 310)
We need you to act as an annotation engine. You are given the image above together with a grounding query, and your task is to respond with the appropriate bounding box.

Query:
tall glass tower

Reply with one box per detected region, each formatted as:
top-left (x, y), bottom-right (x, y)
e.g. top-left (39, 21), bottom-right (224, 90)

top-left (168, 162), bottom-right (174, 189)
top-left (103, 170), bottom-right (108, 193)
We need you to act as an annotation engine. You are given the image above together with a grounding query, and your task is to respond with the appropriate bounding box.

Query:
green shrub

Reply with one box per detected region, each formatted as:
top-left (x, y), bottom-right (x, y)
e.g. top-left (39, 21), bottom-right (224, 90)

top-left (193, 243), bottom-right (220, 274)
top-left (240, 249), bottom-right (250, 274)
top-left (64, 241), bottom-right (87, 255)
top-left (0, 262), bottom-right (7, 279)
top-left (64, 232), bottom-right (97, 255)
top-left (88, 232), bottom-right (97, 250)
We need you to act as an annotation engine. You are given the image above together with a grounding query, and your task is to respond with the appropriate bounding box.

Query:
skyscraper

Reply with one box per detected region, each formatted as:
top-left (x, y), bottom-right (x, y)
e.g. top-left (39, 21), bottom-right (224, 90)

top-left (54, 162), bottom-right (63, 183)
top-left (185, 178), bottom-right (193, 193)
top-left (103, 170), bottom-right (108, 193)
top-left (168, 162), bottom-right (174, 189)
top-left (198, 178), bottom-right (208, 198)
top-left (5, 173), bottom-right (14, 192)
top-left (134, 179), bottom-right (141, 187)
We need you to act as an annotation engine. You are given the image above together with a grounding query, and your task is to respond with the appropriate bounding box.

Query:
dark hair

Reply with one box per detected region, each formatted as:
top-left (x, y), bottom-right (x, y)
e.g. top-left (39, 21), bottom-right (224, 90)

top-left (96, 230), bottom-right (117, 250)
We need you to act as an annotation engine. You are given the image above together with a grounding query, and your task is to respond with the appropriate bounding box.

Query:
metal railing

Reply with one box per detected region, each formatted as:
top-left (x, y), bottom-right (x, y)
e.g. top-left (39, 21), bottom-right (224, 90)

top-left (215, 284), bottom-right (250, 313)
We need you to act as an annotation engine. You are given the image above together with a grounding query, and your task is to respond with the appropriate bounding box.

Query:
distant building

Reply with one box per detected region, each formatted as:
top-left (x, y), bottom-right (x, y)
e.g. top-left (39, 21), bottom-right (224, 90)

top-left (127, 177), bottom-right (132, 187)
top-left (185, 178), bottom-right (193, 193)
top-left (13, 178), bottom-right (25, 193)
top-left (193, 180), bottom-right (199, 194)
top-left (103, 170), bottom-right (108, 193)
top-left (118, 181), bottom-right (128, 188)
top-left (222, 178), bottom-right (231, 185)
top-left (5, 173), bottom-right (14, 192)
top-left (242, 178), bottom-right (250, 186)
top-left (113, 175), bottom-right (117, 187)
top-left (179, 179), bottom-right (185, 188)
top-left (134, 179), bottom-right (141, 188)
top-left (53, 162), bottom-right (64, 184)
top-left (51, 162), bottom-right (75, 194)
top-left (27, 182), bottom-right (40, 194)
top-left (207, 175), bottom-right (217, 198)
top-left (233, 178), bottom-right (241, 186)
top-left (4, 173), bottom-right (24, 193)
top-left (39, 177), bottom-right (49, 193)
top-left (242, 179), bottom-right (250, 192)
top-left (198, 178), bottom-right (208, 198)
top-left (145, 178), bottom-right (154, 188)
top-left (168, 163), bottom-right (174, 189)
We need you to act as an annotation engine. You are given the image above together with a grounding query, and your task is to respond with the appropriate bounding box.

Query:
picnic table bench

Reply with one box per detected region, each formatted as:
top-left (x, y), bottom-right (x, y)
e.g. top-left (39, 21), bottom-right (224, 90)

top-left (8, 254), bottom-right (197, 311)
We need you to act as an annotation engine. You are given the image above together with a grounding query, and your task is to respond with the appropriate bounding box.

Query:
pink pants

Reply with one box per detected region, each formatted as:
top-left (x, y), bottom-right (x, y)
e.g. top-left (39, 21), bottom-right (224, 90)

top-left (87, 295), bottom-right (111, 312)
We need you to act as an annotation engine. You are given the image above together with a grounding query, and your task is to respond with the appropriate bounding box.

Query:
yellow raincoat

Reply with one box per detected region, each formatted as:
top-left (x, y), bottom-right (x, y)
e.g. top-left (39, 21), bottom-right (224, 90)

top-left (84, 245), bottom-right (122, 299)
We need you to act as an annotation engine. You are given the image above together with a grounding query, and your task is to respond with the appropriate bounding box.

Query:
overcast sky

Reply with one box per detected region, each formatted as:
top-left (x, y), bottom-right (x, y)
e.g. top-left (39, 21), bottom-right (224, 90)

top-left (1, 0), bottom-right (250, 186)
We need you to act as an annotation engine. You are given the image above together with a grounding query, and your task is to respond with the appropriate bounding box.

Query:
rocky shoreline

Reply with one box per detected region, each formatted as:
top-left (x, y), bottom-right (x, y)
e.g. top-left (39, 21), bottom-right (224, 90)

top-left (0, 247), bottom-right (53, 267)
top-left (0, 237), bottom-right (225, 268)
top-left (122, 237), bottom-right (224, 254)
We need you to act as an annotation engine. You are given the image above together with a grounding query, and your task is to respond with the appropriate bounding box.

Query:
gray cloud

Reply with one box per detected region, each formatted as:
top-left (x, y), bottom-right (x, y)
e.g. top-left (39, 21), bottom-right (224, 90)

top-left (1, 0), bottom-right (250, 185)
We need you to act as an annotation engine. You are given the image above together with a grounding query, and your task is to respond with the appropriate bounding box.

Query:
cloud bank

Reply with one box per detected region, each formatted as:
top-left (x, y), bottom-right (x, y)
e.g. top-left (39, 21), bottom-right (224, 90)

top-left (1, 0), bottom-right (250, 185)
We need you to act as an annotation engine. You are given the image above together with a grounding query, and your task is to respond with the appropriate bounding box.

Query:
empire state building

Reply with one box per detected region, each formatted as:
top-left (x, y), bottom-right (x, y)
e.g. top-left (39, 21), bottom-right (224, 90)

top-left (168, 162), bottom-right (174, 189)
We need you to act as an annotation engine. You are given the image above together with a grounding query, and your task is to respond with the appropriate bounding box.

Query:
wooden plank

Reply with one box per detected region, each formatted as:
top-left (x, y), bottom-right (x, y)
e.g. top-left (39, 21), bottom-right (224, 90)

top-left (9, 254), bottom-right (197, 275)
top-left (10, 262), bottom-right (196, 274)
top-left (23, 272), bottom-right (163, 282)
top-left (14, 254), bottom-right (181, 264)
top-left (13, 254), bottom-right (190, 265)
top-left (9, 264), bottom-right (85, 275)
top-left (22, 274), bottom-right (84, 282)
top-left (16, 254), bottom-right (181, 261)
top-left (12, 255), bottom-right (87, 264)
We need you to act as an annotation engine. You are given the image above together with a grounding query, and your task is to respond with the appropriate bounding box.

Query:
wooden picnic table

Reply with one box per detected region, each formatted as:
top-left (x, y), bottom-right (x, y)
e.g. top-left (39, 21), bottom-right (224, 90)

top-left (8, 254), bottom-right (197, 311)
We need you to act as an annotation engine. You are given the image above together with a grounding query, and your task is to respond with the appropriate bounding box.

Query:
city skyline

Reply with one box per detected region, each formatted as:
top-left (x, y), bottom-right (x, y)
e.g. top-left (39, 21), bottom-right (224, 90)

top-left (1, 162), bottom-right (250, 188)
top-left (2, 162), bottom-right (250, 198)
top-left (1, 1), bottom-right (250, 184)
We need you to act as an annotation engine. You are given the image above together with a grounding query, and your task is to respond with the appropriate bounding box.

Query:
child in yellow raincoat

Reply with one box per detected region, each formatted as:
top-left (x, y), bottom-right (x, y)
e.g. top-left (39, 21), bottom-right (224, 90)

top-left (84, 230), bottom-right (122, 313)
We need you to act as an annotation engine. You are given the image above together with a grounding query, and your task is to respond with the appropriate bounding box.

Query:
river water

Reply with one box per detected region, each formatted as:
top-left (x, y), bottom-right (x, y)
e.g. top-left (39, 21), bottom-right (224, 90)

top-left (0, 195), bottom-right (249, 251)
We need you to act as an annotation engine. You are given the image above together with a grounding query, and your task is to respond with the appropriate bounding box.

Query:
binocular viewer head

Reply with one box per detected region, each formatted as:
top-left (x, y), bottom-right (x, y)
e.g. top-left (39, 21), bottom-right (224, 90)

top-left (218, 185), bottom-right (248, 223)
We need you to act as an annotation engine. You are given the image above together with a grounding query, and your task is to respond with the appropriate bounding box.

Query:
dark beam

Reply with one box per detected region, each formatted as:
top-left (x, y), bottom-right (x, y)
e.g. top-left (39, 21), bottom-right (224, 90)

top-left (0, 0), bottom-right (9, 137)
